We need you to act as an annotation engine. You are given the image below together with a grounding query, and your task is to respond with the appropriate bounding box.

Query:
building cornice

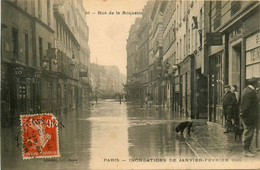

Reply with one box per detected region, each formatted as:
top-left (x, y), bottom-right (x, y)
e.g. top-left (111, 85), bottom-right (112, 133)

top-left (214, 2), bottom-right (259, 33)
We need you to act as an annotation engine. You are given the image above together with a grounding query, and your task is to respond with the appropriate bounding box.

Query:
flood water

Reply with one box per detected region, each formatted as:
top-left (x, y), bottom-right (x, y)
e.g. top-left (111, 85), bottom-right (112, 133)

top-left (1, 100), bottom-right (201, 170)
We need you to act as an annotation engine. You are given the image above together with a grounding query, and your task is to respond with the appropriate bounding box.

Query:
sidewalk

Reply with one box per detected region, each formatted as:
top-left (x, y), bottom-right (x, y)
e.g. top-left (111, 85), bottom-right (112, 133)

top-left (184, 120), bottom-right (260, 161)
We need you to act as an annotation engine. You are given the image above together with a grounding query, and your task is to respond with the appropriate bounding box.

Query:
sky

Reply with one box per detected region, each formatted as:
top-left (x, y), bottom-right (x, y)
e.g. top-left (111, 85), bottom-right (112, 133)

top-left (84, 0), bottom-right (148, 75)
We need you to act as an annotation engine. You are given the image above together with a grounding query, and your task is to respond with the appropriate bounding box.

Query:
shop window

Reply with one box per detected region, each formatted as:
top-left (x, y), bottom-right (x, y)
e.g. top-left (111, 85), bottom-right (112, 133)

top-left (231, 1), bottom-right (241, 16)
top-left (246, 47), bottom-right (260, 79)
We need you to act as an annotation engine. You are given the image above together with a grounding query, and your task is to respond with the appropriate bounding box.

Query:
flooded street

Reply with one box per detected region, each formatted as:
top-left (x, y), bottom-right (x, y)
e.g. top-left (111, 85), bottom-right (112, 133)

top-left (2, 100), bottom-right (197, 170)
top-left (85, 101), bottom-right (195, 169)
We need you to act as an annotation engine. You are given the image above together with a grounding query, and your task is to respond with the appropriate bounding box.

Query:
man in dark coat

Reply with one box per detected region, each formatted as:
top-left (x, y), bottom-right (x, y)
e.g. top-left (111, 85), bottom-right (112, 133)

top-left (223, 85), bottom-right (237, 133)
top-left (240, 77), bottom-right (259, 157)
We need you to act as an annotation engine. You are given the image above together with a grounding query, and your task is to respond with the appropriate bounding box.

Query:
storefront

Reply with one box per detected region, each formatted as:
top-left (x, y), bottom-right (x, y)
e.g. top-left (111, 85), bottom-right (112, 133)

top-left (1, 62), bottom-right (39, 126)
top-left (208, 7), bottom-right (259, 124)
top-left (176, 55), bottom-right (195, 119)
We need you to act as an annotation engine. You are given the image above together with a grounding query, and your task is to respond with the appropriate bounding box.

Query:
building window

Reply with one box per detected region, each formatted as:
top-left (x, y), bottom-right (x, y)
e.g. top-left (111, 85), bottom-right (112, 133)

top-left (195, 30), bottom-right (198, 50)
top-left (199, 8), bottom-right (203, 30)
top-left (12, 28), bottom-right (19, 59)
top-left (39, 37), bottom-right (43, 66)
top-left (160, 1), bottom-right (167, 13)
top-left (24, 0), bottom-right (28, 11)
top-left (60, 25), bottom-right (62, 41)
top-left (231, 1), bottom-right (241, 16)
top-left (63, 30), bottom-right (65, 44)
top-left (25, 32), bottom-right (29, 65)
top-left (67, 11), bottom-right (71, 25)
top-left (180, 1), bottom-right (182, 23)
top-left (180, 39), bottom-right (182, 60)
top-left (184, 34), bottom-right (186, 57)
top-left (48, 43), bottom-right (52, 70)
top-left (56, 21), bottom-right (59, 39)
top-left (173, 21), bottom-right (176, 40)
top-left (31, 0), bottom-right (35, 16)
top-left (188, 29), bottom-right (190, 53)
top-left (38, 0), bottom-right (42, 19)
top-left (177, 5), bottom-right (179, 25)
top-left (47, 0), bottom-right (51, 26)
top-left (214, 1), bottom-right (221, 30)
top-left (177, 42), bottom-right (179, 63)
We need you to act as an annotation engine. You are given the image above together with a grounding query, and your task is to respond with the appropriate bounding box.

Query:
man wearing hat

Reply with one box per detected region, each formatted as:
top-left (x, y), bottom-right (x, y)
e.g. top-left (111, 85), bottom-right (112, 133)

top-left (222, 85), bottom-right (236, 133)
top-left (240, 77), bottom-right (259, 157)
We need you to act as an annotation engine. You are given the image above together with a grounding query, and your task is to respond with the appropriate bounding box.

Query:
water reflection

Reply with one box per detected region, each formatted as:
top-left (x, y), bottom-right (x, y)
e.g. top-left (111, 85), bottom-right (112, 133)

top-left (86, 101), bottom-right (129, 169)
top-left (127, 107), bottom-right (195, 159)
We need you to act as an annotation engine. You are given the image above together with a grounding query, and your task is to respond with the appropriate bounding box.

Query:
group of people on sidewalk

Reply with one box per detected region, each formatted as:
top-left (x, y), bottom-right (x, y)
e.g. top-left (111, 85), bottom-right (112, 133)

top-left (223, 77), bottom-right (259, 157)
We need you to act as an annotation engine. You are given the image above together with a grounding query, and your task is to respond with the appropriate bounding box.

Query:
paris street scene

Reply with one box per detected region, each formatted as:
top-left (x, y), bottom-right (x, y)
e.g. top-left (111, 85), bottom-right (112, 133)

top-left (1, 0), bottom-right (260, 169)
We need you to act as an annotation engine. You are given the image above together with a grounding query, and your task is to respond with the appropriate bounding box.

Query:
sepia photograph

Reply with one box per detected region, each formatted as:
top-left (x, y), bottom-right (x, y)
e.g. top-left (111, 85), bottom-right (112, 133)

top-left (1, 0), bottom-right (260, 169)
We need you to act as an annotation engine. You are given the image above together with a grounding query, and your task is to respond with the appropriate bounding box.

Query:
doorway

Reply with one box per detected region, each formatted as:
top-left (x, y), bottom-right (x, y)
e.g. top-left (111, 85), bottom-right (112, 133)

top-left (231, 43), bottom-right (242, 94)
top-left (210, 53), bottom-right (223, 124)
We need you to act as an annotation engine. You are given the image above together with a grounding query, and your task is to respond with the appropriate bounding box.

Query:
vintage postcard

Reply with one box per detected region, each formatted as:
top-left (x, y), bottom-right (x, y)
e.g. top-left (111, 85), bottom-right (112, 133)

top-left (1, 0), bottom-right (260, 169)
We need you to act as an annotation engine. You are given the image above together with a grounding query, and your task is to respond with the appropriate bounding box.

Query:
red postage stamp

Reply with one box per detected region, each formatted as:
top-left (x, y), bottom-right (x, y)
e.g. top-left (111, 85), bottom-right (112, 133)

top-left (20, 113), bottom-right (60, 159)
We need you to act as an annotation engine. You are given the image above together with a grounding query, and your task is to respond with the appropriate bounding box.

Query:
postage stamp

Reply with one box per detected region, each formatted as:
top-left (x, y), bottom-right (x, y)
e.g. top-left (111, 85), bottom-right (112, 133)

top-left (20, 113), bottom-right (60, 159)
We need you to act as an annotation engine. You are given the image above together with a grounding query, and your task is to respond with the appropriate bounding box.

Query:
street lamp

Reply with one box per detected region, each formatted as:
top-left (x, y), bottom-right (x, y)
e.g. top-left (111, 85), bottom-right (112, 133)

top-left (42, 56), bottom-right (49, 70)
top-left (172, 65), bottom-right (178, 71)
top-left (156, 65), bottom-right (162, 71)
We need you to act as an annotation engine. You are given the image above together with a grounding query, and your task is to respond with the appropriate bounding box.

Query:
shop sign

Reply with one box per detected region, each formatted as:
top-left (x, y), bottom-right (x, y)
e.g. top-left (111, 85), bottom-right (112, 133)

top-left (47, 48), bottom-right (56, 59)
top-left (206, 33), bottom-right (222, 46)
top-left (35, 71), bottom-right (41, 78)
top-left (79, 71), bottom-right (88, 77)
top-left (180, 61), bottom-right (191, 75)
top-left (14, 67), bottom-right (23, 75)
top-left (229, 26), bottom-right (242, 41)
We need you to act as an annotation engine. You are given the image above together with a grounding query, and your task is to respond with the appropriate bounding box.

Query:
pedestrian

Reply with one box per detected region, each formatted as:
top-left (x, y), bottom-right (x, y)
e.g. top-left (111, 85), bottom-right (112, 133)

top-left (231, 85), bottom-right (240, 126)
top-left (145, 94), bottom-right (148, 109)
top-left (148, 95), bottom-right (153, 108)
top-left (222, 85), bottom-right (236, 133)
top-left (240, 77), bottom-right (259, 157)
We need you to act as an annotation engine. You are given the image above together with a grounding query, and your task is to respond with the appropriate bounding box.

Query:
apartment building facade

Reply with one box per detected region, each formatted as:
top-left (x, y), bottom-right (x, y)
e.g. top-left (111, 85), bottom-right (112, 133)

top-left (126, 0), bottom-right (259, 123)
top-left (1, 0), bottom-right (91, 126)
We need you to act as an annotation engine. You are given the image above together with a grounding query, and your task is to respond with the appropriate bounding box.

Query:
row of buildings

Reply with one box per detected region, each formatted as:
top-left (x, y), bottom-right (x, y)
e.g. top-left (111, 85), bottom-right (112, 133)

top-left (90, 63), bottom-right (126, 99)
top-left (126, 0), bottom-right (260, 124)
top-left (1, 0), bottom-right (91, 126)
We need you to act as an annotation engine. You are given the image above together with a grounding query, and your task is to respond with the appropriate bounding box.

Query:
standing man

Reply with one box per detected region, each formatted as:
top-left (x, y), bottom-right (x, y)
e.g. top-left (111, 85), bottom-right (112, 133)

top-left (223, 85), bottom-right (237, 133)
top-left (240, 77), bottom-right (259, 157)
top-left (231, 85), bottom-right (240, 126)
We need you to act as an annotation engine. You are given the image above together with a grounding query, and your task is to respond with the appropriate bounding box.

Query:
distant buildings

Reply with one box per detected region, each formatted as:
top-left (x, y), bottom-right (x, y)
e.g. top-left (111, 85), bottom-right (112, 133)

top-left (1, 0), bottom-right (91, 126)
top-left (126, 0), bottom-right (260, 124)
top-left (90, 63), bottom-right (126, 99)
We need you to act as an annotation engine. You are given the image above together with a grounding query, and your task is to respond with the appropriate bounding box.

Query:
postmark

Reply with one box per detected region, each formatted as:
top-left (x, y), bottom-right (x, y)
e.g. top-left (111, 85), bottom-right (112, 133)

top-left (20, 113), bottom-right (60, 159)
